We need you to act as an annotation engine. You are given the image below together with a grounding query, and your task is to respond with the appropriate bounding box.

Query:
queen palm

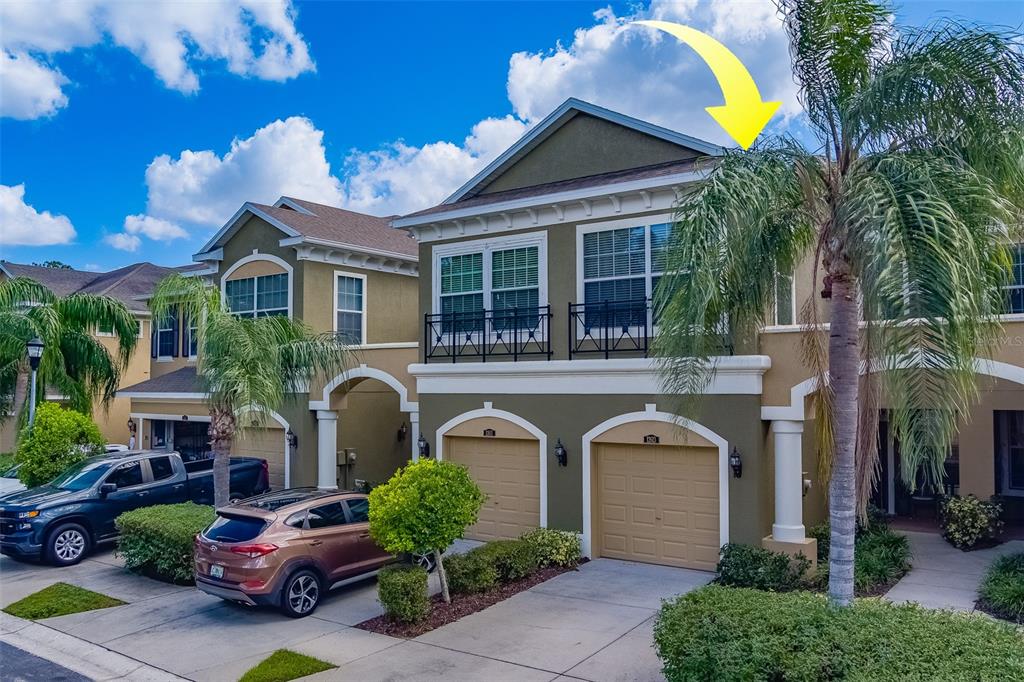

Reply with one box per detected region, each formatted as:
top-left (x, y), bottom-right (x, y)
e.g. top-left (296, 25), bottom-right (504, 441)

top-left (150, 274), bottom-right (349, 507)
top-left (656, 0), bottom-right (1024, 606)
top-left (0, 277), bottom-right (138, 419)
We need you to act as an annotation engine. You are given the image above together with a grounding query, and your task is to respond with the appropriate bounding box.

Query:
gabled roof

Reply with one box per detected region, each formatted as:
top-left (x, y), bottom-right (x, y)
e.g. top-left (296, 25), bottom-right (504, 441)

top-left (0, 261), bottom-right (199, 311)
top-left (194, 197), bottom-right (417, 262)
top-left (117, 366), bottom-right (202, 396)
top-left (442, 98), bottom-right (724, 205)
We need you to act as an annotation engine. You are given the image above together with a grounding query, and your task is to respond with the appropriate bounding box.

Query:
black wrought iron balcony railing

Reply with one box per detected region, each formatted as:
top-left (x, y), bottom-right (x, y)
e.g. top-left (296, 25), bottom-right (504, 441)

top-left (568, 299), bottom-right (651, 359)
top-left (424, 306), bottom-right (553, 362)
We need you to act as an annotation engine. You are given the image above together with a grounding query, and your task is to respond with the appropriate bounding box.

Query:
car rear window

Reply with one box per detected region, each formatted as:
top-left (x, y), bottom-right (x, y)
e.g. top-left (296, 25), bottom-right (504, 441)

top-left (203, 514), bottom-right (267, 543)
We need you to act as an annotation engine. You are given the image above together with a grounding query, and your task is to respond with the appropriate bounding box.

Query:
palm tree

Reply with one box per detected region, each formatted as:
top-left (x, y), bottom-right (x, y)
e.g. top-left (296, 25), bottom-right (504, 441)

top-left (655, 0), bottom-right (1024, 606)
top-left (0, 277), bottom-right (138, 419)
top-left (150, 274), bottom-right (349, 507)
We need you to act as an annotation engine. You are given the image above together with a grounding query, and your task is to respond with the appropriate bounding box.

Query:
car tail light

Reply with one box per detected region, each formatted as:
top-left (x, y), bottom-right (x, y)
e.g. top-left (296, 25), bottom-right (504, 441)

top-left (229, 543), bottom-right (278, 558)
top-left (240, 579), bottom-right (266, 590)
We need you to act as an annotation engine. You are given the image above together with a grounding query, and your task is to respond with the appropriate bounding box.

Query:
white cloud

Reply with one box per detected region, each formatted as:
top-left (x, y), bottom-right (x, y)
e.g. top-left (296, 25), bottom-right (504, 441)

top-left (0, 184), bottom-right (76, 246)
top-left (103, 232), bottom-right (141, 252)
top-left (506, 1), bottom-right (800, 144)
top-left (140, 116), bottom-right (343, 230)
top-left (339, 116), bottom-right (528, 215)
top-left (0, 0), bottom-right (313, 119)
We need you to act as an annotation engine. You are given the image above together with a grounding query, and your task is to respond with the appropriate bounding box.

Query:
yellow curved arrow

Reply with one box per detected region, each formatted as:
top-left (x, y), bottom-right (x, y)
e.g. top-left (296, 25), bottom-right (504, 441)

top-left (633, 20), bottom-right (780, 149)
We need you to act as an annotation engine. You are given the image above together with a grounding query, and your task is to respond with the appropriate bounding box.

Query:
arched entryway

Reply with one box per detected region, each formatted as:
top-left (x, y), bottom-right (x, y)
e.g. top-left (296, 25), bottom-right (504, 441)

top-left (582, 404), bottom-right (729, 571)
top-left (436, 404), bottom-right (546, 541)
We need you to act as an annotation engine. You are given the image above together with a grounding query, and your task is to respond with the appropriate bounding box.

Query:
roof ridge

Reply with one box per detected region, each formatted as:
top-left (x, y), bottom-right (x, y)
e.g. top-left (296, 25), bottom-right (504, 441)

top-left (92, 262), bottom-right (149, 296)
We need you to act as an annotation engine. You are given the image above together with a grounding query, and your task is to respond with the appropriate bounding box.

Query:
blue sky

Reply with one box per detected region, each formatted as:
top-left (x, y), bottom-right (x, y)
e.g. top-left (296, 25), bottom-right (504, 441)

top-left (1, 1), bottom-right (1020, 271)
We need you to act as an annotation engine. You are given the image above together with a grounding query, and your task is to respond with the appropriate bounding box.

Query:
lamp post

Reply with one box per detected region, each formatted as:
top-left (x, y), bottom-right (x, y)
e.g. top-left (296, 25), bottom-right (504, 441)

top-left (26, 337), bottom-right (44, 428)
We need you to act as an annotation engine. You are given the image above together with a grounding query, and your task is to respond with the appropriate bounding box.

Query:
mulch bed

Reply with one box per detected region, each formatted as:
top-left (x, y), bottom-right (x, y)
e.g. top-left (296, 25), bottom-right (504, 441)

top-left (357, 560), bottom-right (587, 638)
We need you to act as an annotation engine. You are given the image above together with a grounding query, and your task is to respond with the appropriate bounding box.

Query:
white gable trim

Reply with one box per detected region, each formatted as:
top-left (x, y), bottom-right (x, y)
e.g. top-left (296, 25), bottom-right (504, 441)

top-left (193, 203), bottom-right (301, 261)
top-left (443, 98), bottom-right (723, 205)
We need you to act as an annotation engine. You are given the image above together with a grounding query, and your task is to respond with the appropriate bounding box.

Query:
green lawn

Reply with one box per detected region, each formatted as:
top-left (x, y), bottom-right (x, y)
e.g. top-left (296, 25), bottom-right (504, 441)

top-left (239, 650), bottom-right (336, 682)
top-left (3, 582), bottom-right (125, 620)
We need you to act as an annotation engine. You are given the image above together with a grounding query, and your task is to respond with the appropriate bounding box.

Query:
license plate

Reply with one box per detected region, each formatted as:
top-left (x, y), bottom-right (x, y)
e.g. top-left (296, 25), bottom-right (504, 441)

top-left (210, 564), bottom-right (224, 579)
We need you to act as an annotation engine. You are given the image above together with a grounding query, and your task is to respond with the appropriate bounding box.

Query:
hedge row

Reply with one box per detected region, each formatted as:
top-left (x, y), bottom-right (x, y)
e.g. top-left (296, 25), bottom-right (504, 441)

top-left (655, 586), bottom-right (1024, 681)
top-left (115, 503), bottom-right (216, 583)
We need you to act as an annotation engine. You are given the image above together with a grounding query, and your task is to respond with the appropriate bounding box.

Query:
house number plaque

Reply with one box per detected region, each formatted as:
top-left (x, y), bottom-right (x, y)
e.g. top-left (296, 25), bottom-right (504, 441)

top-left (482, 428), bottom-right (496, 437)
top-left (643, 434), bottom-right (660, 444)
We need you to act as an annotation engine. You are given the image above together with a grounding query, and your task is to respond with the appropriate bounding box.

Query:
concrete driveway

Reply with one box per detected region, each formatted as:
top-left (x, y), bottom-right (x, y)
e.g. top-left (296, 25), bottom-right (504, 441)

top-left (0, 550), bottom-right (711, 681)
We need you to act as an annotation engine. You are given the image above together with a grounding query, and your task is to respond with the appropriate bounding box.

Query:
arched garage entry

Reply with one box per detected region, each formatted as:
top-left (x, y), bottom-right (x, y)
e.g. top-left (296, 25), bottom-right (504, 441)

top-left (582, 404), bottom-right (729, 572)
top-left (233, 407), bottom-right (291, 489)
top-left (437, 403), bottom-right (547, 541)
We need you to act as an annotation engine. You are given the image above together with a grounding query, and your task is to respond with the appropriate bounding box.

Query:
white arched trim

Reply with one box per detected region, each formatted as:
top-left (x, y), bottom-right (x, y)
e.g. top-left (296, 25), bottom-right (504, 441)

top-left (762, 356), bottom-right (1024, 422)
top-left (434, 402), bottom-right (547, 529)
top-left (235, 405), bottom-right (292, 488)
top-left (309, 364), bottom-right (418, 413)
top-left (581, 403), bottom-right (729, 559)
top-left (220, 252), bottom-right (294, 318)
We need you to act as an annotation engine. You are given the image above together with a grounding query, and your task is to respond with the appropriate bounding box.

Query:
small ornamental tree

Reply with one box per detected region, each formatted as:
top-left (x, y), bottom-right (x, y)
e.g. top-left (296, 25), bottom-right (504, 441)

top-left (369, 459), bottom-right (485, 603)
top-left (16, 402), bottom-right (104, 487)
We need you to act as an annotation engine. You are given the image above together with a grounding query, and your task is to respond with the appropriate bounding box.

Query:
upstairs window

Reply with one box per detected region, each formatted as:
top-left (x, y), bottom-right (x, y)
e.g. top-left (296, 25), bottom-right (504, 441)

top-left (772, 272), bottom-right (795, 326)
top-left (226, 273), bottom-right (289, 318)
top-left (440, 252), bottom-right (484, 318)
top-left (336, 274), bottom-right (365, 344)
top-left (156, 311), bottom-right (176, 358)
top-left (1005, 245), bottom-right (1024, 315)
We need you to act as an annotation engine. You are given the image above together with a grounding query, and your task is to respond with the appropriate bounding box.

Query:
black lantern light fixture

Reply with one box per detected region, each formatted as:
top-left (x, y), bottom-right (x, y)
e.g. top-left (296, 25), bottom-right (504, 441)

top-left (286, 428), bottom-right (298, 450)
top-left (554, 439), bottom-right (568, 467)
top-left (729, 446), bottom-right (743, 478)
top-left (397, 422), bottom-right (408, 442)
top-left (25, 337), bottom-right (44, 428)
top-left (417, 433), bottom-right (431, 458)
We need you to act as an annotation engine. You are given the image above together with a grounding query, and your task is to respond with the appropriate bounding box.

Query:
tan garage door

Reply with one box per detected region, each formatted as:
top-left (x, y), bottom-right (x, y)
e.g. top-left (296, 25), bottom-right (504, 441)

top-left (232, 428), bottom-right (285, 490)
top-left (447, 436), bottom-right (540, 541)
top-left (595, 443), bottom-right (719, 571)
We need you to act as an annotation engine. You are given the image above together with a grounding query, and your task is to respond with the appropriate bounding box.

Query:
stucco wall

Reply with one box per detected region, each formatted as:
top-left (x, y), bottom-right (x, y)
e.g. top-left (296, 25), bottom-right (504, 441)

top-left (419, 393), bottom-right (768, 545)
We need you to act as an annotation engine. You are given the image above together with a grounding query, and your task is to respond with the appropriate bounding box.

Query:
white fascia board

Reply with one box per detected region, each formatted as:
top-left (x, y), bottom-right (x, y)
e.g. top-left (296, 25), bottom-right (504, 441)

top-left (192, 248), bottom-right (223, 263)
top-left (273, 197), bottom-right (316, 215)
top-left (393, 169), bottom-right (707, 229)
top-left (192, 203), bottom-right (301, 261)
top-left (115, 391), bottom-right (207, 400)
top-left (278, 235), bottom-right (418, 263)
top-left (443, 97), bottom-right (724, 205)
top-left (409, 356), bottom-right (771, 396)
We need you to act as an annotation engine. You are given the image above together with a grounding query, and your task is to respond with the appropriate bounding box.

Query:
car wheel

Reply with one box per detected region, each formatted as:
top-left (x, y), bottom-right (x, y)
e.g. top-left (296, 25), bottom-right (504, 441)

top-left (281, 569), bottom-right (321, 618)
top-left (46, 523), bottom-right (91, 566)
top-left (412, 552), bottom-right (437, 573)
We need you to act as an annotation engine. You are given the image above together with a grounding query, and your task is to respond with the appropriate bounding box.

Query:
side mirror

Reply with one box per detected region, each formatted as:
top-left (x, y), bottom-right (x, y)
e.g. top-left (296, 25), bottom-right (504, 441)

top-left (99, 483), bottom-right (117, 496)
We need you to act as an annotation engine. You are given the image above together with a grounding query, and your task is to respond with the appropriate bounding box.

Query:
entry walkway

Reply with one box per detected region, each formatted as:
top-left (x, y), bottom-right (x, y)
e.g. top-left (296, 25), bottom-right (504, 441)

top-left (885, 531), bottom-right (1024, 612)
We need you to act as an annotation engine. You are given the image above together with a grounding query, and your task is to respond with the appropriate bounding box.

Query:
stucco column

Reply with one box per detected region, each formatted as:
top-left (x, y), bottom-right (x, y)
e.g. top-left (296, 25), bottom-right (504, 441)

top-left (409, 411), bottom-right (420, 461)
top-left (316, 410), bottom-right (338, 489)
top-left (772, 419), bottom-right (806, 542)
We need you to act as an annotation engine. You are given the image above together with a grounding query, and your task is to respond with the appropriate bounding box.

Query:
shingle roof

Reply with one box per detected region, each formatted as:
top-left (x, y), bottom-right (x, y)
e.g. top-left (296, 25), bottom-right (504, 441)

top-left (1, 261), bottom-right (198, 311)
top-left (118, 366), bottom-right (202, 395)
top-left (253, 198), bottom-right (418, 258)
top-left (400, 158), bottom-right (704, 219)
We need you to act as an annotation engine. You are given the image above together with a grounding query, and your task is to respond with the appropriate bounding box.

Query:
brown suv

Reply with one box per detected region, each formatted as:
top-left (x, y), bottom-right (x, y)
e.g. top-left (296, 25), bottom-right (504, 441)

top-left (195, 488), bottom-right (396, 617)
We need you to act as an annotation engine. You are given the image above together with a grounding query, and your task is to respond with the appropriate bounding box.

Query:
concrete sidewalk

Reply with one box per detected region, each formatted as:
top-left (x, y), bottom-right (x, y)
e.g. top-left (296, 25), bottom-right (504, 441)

top-left (885, 531), bottom-right (1024, 612)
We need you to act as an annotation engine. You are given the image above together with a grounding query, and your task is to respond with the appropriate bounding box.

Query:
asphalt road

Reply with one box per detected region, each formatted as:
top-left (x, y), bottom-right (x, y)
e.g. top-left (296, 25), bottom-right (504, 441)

top-left (0, 641), bottom-right (91, 682)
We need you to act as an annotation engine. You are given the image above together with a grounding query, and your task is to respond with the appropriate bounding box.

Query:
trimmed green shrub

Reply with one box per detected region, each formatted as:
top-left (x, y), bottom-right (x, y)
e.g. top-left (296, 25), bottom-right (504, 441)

top-left (520, 528), bottom-right (581, 567)
top-left (476, 539), bottom-right (540, 582)
top-left (654, 585), bottom-right (1024, 681)
top-left (115, 503), bottom-right (215, 583)
top-left (445, 549), bottom-right (498, 595)
top-left (716, 543), bottom-right (809, 592)
top-left (378, 564), bottom-right (429, 623)
top-left (15, 403), bottom-right (104, 487)
top-left (369, 459), bottom-right (485, 601)
top-left (939, 494), bottom-right (1004, 550)
top-left (978, 552), bottom-right (1024, 624)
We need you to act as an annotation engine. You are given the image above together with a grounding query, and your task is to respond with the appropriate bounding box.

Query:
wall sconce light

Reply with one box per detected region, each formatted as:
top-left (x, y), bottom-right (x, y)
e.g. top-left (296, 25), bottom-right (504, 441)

top-left (286, 428), bottom-right (298, 450)
top-left (418, 434), bottom-right (431, 458)
top-left (729, 446), bottom-right (742, 478)
top-left (126, 417), bottom-right (136, 434)
top-left (397, 422), bottom-right (408, 442)
top-left (554, 439), bottom-right (568, 467)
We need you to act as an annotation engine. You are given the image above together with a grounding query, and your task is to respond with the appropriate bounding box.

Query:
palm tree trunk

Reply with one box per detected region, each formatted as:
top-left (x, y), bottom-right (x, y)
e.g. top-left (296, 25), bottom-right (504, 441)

top-left (828, 274), bottom-right (859, 606)
top-left (208, 406), bottom-right (236, 508)
top-left (434, 549), bottom-right (451, 604)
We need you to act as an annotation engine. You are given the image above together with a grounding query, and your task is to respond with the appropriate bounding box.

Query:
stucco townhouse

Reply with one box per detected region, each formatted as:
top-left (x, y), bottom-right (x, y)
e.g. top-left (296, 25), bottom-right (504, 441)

top-left (115, 197), bottom-right (422, 491)
top-left (0, 260), bottom-right (204, 453)
top-left (390, 98), bottom-right (1024, 571)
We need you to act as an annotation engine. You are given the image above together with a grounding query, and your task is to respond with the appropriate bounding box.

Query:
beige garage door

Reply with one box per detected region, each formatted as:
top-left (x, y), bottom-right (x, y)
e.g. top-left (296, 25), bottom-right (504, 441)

top-left (595, 443), bottom-right (719, 571)
top-left (232, 428), bottom-right (285, 490)
top-left (447, 436), bottom-right (540, 541)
